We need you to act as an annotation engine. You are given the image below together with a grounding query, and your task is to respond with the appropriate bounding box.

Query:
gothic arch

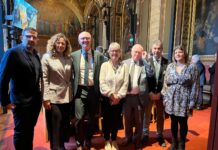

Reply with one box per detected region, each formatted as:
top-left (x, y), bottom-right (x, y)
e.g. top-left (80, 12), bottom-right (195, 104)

top-left (84, 0), bottom-right (102, 22)
top-left (110, 0), bottom-right (126, 46)
top-left (61, 0), bottom-right (84, 27)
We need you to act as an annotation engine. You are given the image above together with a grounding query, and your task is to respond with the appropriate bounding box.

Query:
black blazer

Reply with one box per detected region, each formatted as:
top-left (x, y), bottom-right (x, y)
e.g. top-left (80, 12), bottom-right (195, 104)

top-left (0, 44), bottom-right (42, 107)
top-left (148, 57), bottom-right (168, 93)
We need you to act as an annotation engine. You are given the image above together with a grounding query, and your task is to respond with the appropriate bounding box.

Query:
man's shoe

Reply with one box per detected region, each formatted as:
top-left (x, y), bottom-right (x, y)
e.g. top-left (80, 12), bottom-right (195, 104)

top-left (120, 138), bottom-right (131, 146)
top-left (168, 138), bottom-right (178, 150)
top-left (168, 144), bottom-right (177, 150)
top-left (111, 141), bottom-right (119, 150)
top-left (76, 141), bottom-right (83, 150)
top-left (76, 146), bottom-right (83, 150)
top-left (84, 140), bottom-right (91, 150)
top-left (196, 106), bottom-right (202, 110)
top-left (104, 141), bottom-right (111, 150)
top-left (134, 143), bottom-right (142, 150)
top-left (157, 137), bottom-right (166, 147)
top-left (141, 135), bottom-right (149, 145)
top-left (178, 141), bottom-right (185, 150)
top-left (60, 146), bottom-right (66, 150)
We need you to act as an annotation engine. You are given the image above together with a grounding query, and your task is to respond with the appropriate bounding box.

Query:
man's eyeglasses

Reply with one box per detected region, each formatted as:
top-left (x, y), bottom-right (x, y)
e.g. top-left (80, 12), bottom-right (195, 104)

top-left (24, 35), bottom-right (38, 40)
top-left (80, 37), bottom-right (91, 40)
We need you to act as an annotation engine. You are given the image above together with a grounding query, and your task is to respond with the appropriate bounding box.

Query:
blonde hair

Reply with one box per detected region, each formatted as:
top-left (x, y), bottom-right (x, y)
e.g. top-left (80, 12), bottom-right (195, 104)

top-left (108, 42), bottom-right (122, 60)
top-left (108, 42), bottom-right (121, 53)
top-left (46, 33), bottom-right (72, 57)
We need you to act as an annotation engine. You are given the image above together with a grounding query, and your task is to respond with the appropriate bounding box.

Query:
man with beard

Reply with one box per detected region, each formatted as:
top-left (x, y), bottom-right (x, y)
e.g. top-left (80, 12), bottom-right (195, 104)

top-left (0, 27), bottom-right (42, 150)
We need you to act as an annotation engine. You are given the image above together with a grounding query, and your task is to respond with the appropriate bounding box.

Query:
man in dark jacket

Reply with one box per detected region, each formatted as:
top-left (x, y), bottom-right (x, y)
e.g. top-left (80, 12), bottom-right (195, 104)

top-left (142, 40), bottom-right (168, 147)
top-left (0, 27), bottom-right (42, 150)
top-left (122, 44), bottom-right (154, 150)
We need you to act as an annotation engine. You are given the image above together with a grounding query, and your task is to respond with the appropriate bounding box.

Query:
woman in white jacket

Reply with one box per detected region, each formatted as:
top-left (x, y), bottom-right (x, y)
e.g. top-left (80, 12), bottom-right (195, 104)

top-left (99, 42), bottom-right (129, 150)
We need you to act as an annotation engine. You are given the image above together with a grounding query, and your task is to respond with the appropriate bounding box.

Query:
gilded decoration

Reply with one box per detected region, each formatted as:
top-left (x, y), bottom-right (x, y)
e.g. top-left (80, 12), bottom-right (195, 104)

top-left (192, 0), bottom-right (218, 55)
top-left (28, 0), bottom-right (83, 53)
top-left (114, 0), bottom-right (124, 43)
top-left (29, 0), bottom-right (217, 60)
top-left (180, 0), bottom-right (193, 55)
top-left (175, 0), bottom-right (216, 61)
top-left (29, 0), bottom-right (82, 38)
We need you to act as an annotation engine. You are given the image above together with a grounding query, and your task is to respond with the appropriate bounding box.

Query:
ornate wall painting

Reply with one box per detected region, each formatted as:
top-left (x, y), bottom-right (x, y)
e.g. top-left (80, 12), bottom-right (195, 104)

top-left (29, 0), bottom-right (82, 37)
top-left (12, 0), bottom-right (38, 29)
top-left (37, 16), bottom-right (81, 38)
top-left (193, 0), bottom-right (218, 55)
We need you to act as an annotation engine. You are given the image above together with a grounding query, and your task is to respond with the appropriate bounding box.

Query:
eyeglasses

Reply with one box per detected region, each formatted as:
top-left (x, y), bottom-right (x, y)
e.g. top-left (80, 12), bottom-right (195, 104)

top-left (24, 35), bottom-right (38, 40)
top-left (80, 37), bottom-right (91, 40)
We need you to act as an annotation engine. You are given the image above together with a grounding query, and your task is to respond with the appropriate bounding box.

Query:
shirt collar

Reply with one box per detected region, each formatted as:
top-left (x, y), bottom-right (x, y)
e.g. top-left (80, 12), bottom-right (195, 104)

top-left (81, 49), bottom-right (91, 55)
top-left (131, 59), bottom-right (139, 65)
top-left (153, 56), bottom-right (161, 62)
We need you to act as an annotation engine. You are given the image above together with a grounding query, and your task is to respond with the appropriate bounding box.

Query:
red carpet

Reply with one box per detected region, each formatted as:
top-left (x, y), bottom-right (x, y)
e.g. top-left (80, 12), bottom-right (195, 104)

top-left (0, 107), bottom-right (210, 150)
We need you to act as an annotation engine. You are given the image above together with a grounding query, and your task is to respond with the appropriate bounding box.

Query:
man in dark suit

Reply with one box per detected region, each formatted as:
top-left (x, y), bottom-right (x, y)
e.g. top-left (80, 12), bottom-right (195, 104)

top-left (71, 31), bottom-right (104, 150)
top-left (122, 44), bottom-right (154, 150)
top-left (142, 40), bottom-right (168, 147)
top-left (0, 27), bottom-right (42, 150)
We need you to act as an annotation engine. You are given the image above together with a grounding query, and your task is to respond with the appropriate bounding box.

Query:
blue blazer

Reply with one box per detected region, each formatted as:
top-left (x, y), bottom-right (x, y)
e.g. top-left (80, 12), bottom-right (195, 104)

top-left (0, 44), bottom-right (42, 107)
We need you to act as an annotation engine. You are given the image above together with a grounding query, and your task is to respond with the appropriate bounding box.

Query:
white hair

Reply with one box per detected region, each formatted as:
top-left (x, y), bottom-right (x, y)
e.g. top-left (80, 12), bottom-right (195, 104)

top-left (191, 54), bottom-right (200, 63)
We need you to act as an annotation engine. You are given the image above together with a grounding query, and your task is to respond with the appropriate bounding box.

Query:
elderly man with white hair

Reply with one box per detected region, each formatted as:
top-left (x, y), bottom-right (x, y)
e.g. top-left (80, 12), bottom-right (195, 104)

top-left (122, 44), bottom-right (154, 150)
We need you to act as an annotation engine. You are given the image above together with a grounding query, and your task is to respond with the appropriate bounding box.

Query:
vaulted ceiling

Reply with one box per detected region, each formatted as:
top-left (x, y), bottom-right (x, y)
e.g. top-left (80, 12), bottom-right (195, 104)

top-left (29, 0), bottom-right (106, 27)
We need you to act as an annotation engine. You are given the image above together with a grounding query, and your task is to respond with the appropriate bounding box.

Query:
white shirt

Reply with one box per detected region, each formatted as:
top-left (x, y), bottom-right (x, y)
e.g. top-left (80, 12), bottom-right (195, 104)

top-left (153, 56), bottom-right (161, 82)
top-left (128, 60), bottom-right (141, 94)
top-left (99, 61), bottom-right (129, 99)
top-left (79, 50), bottom-right (94, 86)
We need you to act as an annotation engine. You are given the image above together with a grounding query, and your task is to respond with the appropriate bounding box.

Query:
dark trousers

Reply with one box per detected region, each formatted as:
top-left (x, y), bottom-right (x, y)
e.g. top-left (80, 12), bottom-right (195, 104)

top-left (74, 86), bottom-right (98, 146)
top-left (170, 115), bottom-right (188, 142)
top-left (101, 96), bottom-right (122, 141)
top-left (143, 98), bottom-right (164, 137)
top-left (45, 103), bottom-right (71, 150)
top-left (12, 102), bottom-right (41, 150)
top-left (123, 95), bottom-right (144, 144)
top-left (197, 86), bottom-right (204, 107)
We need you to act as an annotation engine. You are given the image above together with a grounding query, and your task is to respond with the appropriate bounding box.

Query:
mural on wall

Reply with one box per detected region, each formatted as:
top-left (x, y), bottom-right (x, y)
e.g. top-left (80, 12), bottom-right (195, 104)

top-left (27, 0), bottom-right (82, 52)
top-left (12, 0), bottom-right (38, 29)
top-left (193, 0), bottom-right (218, 55)
top-left (29, 0), bottom-right (81, 37)
top-left (37, 16), bottom-right (81, 37)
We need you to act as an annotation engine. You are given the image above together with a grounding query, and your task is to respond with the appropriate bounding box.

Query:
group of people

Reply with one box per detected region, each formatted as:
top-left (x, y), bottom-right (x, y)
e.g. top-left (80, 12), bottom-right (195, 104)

top-left (0, 27), bottom-right (202, 150)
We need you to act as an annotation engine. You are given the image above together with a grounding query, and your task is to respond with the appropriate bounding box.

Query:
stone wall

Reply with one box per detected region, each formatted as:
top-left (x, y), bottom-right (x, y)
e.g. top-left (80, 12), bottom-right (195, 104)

top-left (148, 0), bottom-right (161, 49)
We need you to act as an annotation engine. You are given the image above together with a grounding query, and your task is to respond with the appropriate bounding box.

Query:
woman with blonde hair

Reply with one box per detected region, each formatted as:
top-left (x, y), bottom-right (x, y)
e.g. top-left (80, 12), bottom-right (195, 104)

top-left (99, 42), bottom-right (129, 150)
top-left (41, 33), bottom-right (73, 150)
